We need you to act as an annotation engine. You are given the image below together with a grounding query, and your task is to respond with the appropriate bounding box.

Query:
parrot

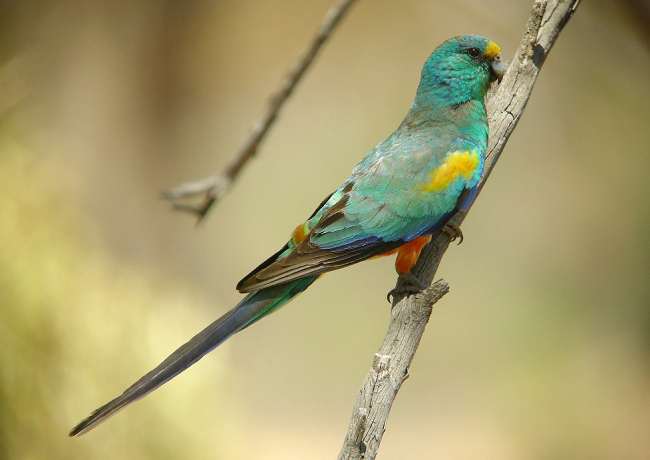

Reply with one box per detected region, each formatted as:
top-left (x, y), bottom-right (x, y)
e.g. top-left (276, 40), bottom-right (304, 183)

top-left (70, 34), bottom-right (504, 436)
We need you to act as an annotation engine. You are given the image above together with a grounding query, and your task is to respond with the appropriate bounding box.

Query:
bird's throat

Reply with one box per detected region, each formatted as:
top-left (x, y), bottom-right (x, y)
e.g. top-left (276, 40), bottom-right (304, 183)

top-left (405, 98), bottom-right (488, 152)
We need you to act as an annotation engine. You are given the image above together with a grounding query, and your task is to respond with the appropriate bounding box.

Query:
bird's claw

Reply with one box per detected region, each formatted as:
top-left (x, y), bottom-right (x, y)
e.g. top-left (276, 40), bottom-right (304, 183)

top-left (442, 223), bottom-right (463, 244)
top-left (387, 273), bottom-right (428, 303)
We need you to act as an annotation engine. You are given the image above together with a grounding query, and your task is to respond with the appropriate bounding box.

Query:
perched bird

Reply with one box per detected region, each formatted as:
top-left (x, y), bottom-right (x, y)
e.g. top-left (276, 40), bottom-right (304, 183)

top-left (70, 34), bottom-right (504, 436)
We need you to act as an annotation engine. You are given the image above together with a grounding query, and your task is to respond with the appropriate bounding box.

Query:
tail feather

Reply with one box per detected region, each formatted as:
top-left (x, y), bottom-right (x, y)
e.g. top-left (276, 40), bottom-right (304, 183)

top-left (69, 278), bottom-right (316, 436)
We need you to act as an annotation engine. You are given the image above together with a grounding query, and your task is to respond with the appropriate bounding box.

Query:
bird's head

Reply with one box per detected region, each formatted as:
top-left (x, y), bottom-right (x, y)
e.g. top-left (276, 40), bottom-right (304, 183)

top-left (417, 35), bottom-right (504, 107)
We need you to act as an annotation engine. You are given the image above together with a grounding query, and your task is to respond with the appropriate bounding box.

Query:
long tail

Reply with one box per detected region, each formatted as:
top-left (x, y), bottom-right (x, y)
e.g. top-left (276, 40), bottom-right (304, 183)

top-left (69, 277), bottom-right (317, 436)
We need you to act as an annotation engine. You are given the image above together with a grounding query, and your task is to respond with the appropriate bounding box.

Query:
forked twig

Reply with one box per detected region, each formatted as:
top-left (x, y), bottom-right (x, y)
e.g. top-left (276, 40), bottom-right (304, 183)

top-left (161, 0), bottom-right (358, 222)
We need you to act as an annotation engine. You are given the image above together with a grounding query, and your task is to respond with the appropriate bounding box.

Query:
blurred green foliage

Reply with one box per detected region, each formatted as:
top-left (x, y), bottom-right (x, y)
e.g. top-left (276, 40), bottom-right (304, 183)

top-left (1, 1), bottom-right (649, 459)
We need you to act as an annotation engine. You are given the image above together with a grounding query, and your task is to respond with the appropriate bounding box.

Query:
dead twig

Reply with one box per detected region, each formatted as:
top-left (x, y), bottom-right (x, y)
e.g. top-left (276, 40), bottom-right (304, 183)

top-left (161, 0), bottom-right (358, 223)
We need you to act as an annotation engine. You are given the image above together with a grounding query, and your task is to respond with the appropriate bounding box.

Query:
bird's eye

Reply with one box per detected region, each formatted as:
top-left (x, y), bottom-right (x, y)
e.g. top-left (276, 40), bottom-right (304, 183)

top-left (467, 47), bottom-right (481, 58)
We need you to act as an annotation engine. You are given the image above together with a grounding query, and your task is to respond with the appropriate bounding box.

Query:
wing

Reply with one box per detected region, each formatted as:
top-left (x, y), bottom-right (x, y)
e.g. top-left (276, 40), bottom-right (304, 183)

top-left (237, 135), bottom-right (484, 293)
top-left (236, 189), bottom-right (405, 293)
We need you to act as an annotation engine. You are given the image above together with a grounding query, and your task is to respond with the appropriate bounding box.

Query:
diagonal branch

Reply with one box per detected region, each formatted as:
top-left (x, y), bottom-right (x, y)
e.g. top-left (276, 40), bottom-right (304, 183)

top-left (161, 0), bottom-right (358, 223)
top-left (337, 1), bottom-right (581, 459)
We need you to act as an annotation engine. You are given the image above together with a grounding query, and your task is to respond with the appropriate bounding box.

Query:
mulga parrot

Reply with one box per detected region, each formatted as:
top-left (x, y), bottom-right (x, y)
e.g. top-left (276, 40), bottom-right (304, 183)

top-left (70, 34), bottom-right (504, 436)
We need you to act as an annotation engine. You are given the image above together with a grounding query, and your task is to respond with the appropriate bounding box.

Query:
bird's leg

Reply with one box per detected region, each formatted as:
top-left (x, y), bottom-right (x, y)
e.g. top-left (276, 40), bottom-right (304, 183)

top-left (386, 235), bottom-right (432, 303)
top-left (387, 272), bottom-right (428, 303)
top-left (441, 222), bottom-right (463, 244)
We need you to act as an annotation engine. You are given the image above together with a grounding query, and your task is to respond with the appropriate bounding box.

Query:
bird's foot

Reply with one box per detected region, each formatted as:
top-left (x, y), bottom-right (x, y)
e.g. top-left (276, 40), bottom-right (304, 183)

top-left (387, 273), bottom-right (428, 303)
top-left (442, 222), bottom-right (463, 245)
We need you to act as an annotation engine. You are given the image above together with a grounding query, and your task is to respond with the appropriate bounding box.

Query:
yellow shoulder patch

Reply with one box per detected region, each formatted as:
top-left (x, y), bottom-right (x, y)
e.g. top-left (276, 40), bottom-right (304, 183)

top-left (421, 150), bottom-right (480, 192)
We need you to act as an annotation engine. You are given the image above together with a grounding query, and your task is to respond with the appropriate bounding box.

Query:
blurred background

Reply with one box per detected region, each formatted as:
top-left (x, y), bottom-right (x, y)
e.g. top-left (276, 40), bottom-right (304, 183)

top-left (1, 0), bottom-right (649, 458)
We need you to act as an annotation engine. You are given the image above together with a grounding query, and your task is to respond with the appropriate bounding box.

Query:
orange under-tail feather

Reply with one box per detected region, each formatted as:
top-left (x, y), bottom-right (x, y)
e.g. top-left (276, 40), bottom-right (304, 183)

top-left (394, 236), bottom-right (432, 274)
top-left (373, 236), bottom-right (432, 274)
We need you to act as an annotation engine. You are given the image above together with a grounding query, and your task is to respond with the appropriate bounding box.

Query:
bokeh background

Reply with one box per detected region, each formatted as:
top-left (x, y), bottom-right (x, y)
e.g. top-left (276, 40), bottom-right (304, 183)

top-left (1, 0), bottom-right (649, 459)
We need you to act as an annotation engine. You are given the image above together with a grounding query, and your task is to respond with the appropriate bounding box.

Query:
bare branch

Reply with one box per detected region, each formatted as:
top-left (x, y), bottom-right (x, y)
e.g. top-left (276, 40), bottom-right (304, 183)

top-left (339, 280), bottom-right (450, 459)
top-left (161, 0), bottom-right (358, 222)
top-left (337, 1), bottom-right (581, 458)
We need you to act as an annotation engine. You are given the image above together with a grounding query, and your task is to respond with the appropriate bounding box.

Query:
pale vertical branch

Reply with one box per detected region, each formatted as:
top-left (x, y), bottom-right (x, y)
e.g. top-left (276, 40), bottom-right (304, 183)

top-left (161, 0), bottom-right (358, 222)
top-left (339, 281), bottom-right (450, 459)
top-left (338, 1), bottom-right (581, 459)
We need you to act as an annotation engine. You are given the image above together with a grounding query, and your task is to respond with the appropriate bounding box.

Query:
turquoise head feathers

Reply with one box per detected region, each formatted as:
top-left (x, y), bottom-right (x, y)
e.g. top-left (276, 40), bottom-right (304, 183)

top-left (415, 35), bottom-right (504, 108)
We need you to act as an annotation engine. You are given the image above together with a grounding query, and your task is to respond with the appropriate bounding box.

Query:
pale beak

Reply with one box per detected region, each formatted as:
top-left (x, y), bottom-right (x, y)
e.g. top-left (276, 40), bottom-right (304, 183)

top-left (490, 54), bottom-right (505, 82)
